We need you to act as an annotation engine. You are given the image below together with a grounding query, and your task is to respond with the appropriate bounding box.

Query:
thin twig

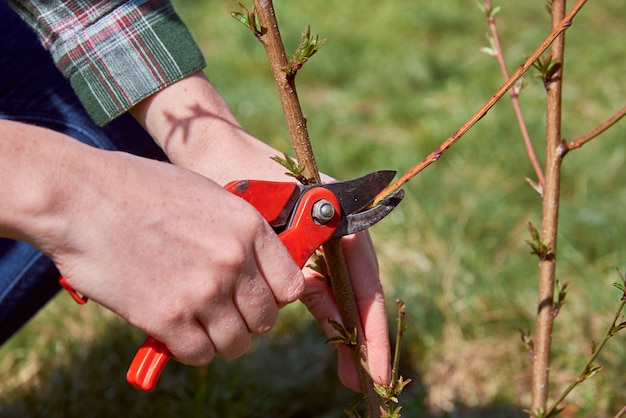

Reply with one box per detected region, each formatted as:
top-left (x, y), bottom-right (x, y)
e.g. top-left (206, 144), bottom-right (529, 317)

top-left (378, 299), bottom-right (409, 417)
top-left (545, 296), bottom-right (626, 416)
top-left (483, 0), bottom-right (545, 192)
top-left (565, 104), bottom-right (626, 153)
top-left (390, 300), bottom-right (405, 386)
top-left (373, 0), bottom-right (588, 206)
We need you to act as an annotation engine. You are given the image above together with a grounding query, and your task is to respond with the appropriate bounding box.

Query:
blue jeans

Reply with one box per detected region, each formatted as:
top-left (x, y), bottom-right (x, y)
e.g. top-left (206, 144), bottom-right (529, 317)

top-left (0, 3), bottom-right (167, 344)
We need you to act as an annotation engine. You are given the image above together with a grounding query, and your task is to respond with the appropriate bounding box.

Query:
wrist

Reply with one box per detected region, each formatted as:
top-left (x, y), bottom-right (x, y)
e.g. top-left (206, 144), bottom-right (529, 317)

top-left (130, 72), bottom-right (238, 169)
top-left (0, 121), bottom-right (64, 242)
top-left (0, 120), bottom-right (103, 254)
top-left (130, 71), bottom-right (290, 184)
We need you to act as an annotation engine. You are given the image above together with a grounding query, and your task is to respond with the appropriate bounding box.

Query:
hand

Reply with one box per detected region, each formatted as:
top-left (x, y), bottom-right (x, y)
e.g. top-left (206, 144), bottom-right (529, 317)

top-left (130, 72), bottom-right (392, 390)
top-left (0, 120), bottom-right (304, 365)
top-left (300, 233), bottom-right (391, 391)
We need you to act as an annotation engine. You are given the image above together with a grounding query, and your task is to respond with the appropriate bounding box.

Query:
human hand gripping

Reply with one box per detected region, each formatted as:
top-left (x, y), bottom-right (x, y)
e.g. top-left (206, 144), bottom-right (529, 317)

top-left (130, 72), bottom-right (392, 391)
top-left (0, 120), bottom-right (304, 366)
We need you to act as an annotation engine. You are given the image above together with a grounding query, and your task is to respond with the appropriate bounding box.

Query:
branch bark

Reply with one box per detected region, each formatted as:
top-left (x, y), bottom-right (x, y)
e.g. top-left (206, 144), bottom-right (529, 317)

top-left (252, 1), bottom-right (382, 415)
top-left (566, 104), bottom-right (626, 152)
top-left (531, 0), bottom-right (567, 413)
top-left (251, 2), bottom-right (320, 183)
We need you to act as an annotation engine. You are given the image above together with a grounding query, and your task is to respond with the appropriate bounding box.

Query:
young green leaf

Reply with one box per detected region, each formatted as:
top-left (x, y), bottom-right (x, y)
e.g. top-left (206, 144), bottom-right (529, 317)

top-left (306, 251), bottom-right (331, 286)
top-left (532, 53), bottom-right (562, 87)
top-left (325, 319), bottom-right (357, 348)
top-left (553, 279), bottom-right (568, 317)
top-left (519, 328), bottom-right (535, 361)
top-left (613, 268), bottom-right (626, 296)
top-left (480, 34), bottom-right (498, 57)
top-left (230, 2), bottom-right (260, 36)
top-left (475, 0), bottom-right (501, 18)
top-left (285, 25), bottom-right (327, 76)
top-left (582, 364), bottom-right (603, 380)
top-left (270, 153), bottom-right (315, 184)
top-left (526, 222), bottom-right (552, 260)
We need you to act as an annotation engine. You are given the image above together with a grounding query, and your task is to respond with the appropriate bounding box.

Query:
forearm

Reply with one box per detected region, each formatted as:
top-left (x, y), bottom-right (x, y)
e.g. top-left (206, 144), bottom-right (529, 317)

top-left (0, 120), bottom-right (74, 244)
top-left (0, 120), bottom-right (119, 257)
top-left (130, 71), bottom-right (314, 184)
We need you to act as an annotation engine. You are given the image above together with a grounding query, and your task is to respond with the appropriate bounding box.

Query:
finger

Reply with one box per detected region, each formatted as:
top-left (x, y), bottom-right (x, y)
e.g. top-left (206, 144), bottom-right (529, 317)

top-left (300, 233), bottom-right (391, 390)
top-left (341, 232), bottom-right (391, 386)
top-left (300, 268), bottom-right (341, 335)
top-left (253, 220), bottom-right (305, 306)
top-left (338, 345), bottom-right (362, 392)
top-left (150, 312), bottom-right (216, 367)
top-left (203, 305), bottom-right (251, 360)
top-left (299, 274), bottom-right (362, 392)
top-left (233, 262), bottom-right (280, 334)
top-left (300, 267), bottom-right (365, 392)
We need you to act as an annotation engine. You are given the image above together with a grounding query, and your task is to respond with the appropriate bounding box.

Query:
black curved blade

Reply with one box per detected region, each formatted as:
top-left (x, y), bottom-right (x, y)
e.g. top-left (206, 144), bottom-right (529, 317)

top-left (322, 170), bottom-right (397, 215)
top-left (333, 188), bottom-right (405, 237)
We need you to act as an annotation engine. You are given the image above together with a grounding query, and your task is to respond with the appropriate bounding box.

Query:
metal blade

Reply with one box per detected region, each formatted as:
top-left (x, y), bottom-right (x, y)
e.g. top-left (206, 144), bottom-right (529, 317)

top-left (323, 170), bottom-right (397, 215)
top-left (333, 188), bottom-right (404, 237)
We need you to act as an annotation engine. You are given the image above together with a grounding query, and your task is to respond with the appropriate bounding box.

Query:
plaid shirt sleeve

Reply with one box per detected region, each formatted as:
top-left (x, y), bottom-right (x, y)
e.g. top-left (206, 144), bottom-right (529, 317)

top-left (8, 0), bottom-right (206, 126)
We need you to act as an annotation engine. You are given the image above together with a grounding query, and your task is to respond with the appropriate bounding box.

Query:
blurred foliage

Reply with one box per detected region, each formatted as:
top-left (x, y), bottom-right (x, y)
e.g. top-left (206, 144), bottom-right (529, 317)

top-left (1, 0), bottom-right (625, 417)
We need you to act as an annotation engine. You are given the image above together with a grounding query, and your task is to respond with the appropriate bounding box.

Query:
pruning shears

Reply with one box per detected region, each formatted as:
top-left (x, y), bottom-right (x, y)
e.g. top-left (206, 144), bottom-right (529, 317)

top-left (59, 170), bottom-right (404, 391)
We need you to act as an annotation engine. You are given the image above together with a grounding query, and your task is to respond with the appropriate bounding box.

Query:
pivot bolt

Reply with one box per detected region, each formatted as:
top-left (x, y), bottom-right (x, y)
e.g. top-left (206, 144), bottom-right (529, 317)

top-left (312, 200), bottom-right (335, 224)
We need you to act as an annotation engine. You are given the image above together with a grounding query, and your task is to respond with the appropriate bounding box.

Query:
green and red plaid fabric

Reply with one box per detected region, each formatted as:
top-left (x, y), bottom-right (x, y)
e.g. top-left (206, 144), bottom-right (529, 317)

top-left (8, 0), bottom-right (206, 125)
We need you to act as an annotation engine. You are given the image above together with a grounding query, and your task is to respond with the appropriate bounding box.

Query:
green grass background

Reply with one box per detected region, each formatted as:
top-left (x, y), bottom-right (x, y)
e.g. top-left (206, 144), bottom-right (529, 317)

top-left (1, 0), bottom-right (625, 416)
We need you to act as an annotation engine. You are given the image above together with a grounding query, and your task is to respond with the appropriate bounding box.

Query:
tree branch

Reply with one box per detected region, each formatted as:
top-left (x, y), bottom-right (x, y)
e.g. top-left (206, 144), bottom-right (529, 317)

top-left (565, 104), bottom-right (626, 153)
top-left (531, 0), bottom-right (567, 413)
top-left (251, 1), bottom-right (320, 183)
top-left (251, 1), bottom-right (382, 415)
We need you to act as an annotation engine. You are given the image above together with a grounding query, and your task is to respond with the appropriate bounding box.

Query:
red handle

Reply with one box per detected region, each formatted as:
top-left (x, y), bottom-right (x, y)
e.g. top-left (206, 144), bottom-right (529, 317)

top-left (127, 337), bottom-right (170, 390)
top-left (126, 186), bottom-right (339, 391)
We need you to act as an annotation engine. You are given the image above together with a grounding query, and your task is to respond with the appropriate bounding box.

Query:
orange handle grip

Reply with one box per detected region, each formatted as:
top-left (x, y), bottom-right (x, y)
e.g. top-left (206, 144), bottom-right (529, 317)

top-left (126, 337), bottom-right (171, 391)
